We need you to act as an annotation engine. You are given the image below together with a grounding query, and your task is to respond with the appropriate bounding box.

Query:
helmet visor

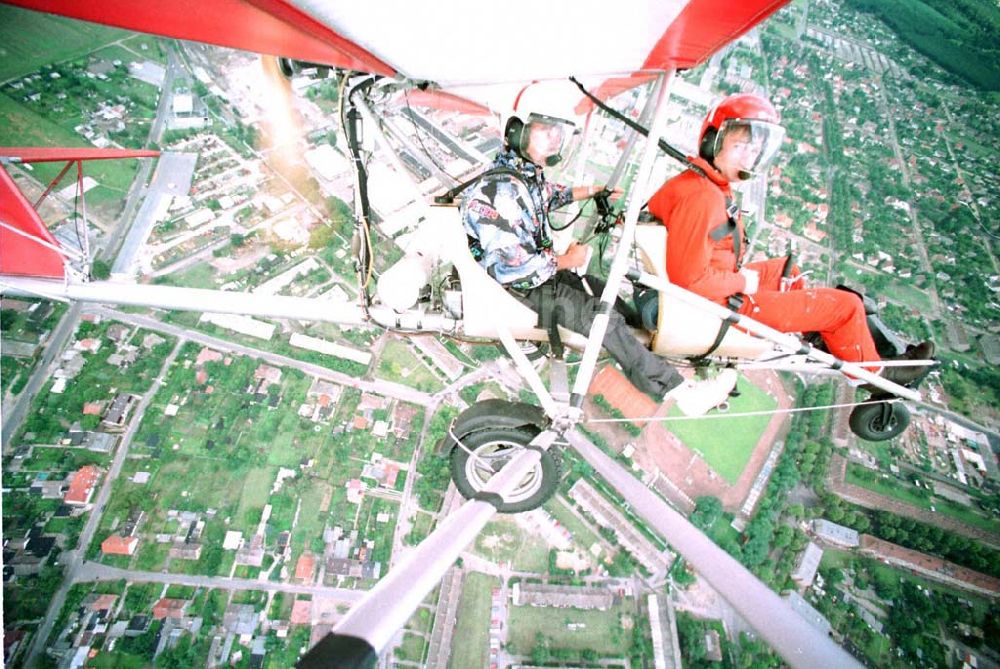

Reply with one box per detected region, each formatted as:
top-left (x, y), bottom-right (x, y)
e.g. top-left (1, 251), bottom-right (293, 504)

top-left (715, 119), bottom-right (785, 179)
top-left (522, 112), bottom-right (580, 167)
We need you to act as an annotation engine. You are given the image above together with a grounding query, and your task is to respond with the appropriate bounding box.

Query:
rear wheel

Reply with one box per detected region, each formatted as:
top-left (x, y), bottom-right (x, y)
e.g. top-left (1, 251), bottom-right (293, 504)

top-left (495, 340), bottom-right (549, 361)
top-left (449, 426), bottom-right (561, 513)
top-left (849, 401), bottom-right (910, 442)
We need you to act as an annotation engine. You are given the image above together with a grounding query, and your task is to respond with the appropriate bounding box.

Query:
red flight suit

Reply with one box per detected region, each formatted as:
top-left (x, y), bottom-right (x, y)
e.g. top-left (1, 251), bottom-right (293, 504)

top-left (647, 157), bottom-right (879, 364)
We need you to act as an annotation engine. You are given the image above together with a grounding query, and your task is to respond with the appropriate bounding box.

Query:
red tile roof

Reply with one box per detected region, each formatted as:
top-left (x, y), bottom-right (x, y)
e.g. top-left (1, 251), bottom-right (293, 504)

top-left (101, 535), bottom-right (138, 556)
top-left (65, 466), bottom-right (101, 505)
top-left (152, 598), bottom-right (189, 620)
top-left (83, 402), bottom-right (103, 416)
top-left (195, 347), bottom-right (224, 366)
top-left (90, 594), bottom-right (118, 611)
top-left (295, 553), bottom-right (316, 582)
top-left (290, 599), bottom-right (311, 625)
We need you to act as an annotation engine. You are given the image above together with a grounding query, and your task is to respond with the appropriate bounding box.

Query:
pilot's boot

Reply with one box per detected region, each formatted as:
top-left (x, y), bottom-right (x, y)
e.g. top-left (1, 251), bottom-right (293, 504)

top-left (666, 368), bottom-right (739, 417)
top-left (878, 341), bottom-right (936, 387)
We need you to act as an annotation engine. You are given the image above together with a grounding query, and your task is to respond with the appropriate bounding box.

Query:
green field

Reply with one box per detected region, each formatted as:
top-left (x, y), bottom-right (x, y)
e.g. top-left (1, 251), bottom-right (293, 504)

top-left (0, 93), bottom-right (144, 206)
top-left (0, 6), bottom-right (128, 81)
top-left (448, 572), bottom-right (497, 669)
top-left (846, 463), bottom-right (999, 534)
top-left (545, 497), bottom-right (603, 555)
top-left (375, 337), bottom-right (445, 393)
top-left (507, 601), bottom-right (635, 657)
top-left (664, 373), bottom-right (777, 484)
top-left (473, 516), bottom-right (551, 572)
top-left (88, 341), bottom-right (398, 574)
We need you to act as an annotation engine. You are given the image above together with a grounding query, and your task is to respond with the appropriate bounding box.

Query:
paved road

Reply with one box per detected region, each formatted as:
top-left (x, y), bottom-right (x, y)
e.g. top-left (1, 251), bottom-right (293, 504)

top-left (75, 562), bottom-right (364, 601)
top-left (1, 303), bottom-right (80, 453)
top-left (98, 47), bottom-right (181, 263)
top-left (90, 306), bottom-right (433, 405)
top-left (25, 339), bottom-right (183, 669)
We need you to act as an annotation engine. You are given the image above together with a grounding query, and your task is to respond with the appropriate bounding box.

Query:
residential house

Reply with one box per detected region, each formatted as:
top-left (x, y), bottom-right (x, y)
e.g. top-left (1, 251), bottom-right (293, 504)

top-left (102, 393), bottom-right (137, 431)
top-left (294, 552), bottom-right (316, 583)
top-left (152, 598), bottom-right (189, 621)
top-left (64, 466), bottom-right (101, 506)
top-left (101, 535), bottom-right (139, 556)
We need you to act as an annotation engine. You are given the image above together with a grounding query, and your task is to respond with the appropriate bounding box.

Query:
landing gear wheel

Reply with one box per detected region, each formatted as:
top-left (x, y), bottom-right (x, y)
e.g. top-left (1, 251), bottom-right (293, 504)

top-left (849, 400), bottom-right (910, 442)
top-left (496, 340), bottom-right (549, 362)
top-left (449, 426), bottom-right (561, 513)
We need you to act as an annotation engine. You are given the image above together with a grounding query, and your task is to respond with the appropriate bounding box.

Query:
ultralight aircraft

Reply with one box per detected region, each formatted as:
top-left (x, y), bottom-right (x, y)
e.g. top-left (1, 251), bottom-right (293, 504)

top-left (0, 1), bottom-right (936, 667)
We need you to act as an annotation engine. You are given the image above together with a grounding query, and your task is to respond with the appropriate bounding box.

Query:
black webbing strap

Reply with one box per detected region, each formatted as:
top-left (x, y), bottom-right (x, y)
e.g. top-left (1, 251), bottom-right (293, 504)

top-left (433, 167), bottom-right (526, 204)
top-left (693, 294), bottom-right (744, 360)
top-left (707, 197), bottom-right (743, 269)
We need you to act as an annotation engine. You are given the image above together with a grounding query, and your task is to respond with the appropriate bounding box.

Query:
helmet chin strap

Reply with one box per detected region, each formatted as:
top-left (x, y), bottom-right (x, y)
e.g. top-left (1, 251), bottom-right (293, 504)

top-left (545, 153), bottom-right (562, 167)
top-left (737, 169), bottom-right (753, 180)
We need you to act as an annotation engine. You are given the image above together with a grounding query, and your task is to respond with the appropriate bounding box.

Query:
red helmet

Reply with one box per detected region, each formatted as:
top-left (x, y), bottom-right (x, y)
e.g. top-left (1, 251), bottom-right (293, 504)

top-left (699, 93), bottom-right (784, 179)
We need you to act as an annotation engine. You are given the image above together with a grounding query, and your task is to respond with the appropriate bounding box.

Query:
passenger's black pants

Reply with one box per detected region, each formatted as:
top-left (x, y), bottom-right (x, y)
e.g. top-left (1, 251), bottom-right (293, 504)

top-left (514, 272), bottom-right (683, 397)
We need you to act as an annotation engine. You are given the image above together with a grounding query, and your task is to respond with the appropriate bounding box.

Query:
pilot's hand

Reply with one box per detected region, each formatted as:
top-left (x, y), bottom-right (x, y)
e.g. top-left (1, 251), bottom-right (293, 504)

top-left (600, 185), bottom-right (624, 202)
top-left (739, 267), bottom-right (760, 295)
top-left (557, 242), bottom-right (589, 270)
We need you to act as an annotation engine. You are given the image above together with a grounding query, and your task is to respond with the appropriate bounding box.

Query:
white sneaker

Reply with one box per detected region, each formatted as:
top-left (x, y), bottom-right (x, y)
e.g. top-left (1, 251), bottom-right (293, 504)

top-left (666, 368), bottom-right (739, 417)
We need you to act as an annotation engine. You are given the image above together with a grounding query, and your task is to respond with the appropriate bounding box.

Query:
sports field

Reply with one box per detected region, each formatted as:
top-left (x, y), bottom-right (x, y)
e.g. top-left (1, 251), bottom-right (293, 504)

top-left (664, 373), bottom-right (777, 484)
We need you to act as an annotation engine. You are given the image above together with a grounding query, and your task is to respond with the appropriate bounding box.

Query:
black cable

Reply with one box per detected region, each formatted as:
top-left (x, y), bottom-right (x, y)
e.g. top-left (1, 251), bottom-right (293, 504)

top-left (401, 92), bottom-right (462, 183)
top-left (568, 76), bottom-right (699, 173)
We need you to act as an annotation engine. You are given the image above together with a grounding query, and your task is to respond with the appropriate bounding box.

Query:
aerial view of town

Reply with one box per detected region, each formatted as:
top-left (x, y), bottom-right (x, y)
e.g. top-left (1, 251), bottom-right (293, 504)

top-left (1, 0), bottom-right (998, 668)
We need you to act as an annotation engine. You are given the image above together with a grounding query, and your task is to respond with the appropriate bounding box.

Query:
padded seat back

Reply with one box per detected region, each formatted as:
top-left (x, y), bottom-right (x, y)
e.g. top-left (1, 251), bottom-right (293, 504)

top-left (632, 225), bottom-right (771, 359)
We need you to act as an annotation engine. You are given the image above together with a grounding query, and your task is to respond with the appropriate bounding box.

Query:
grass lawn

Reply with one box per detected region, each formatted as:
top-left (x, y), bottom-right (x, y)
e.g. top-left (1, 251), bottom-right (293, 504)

top-left (157, 262), bottom-right (220, 290)
top-left (235, 467), bottom-right (277, 528)
top-left (882, 279), bottom-right (934, 313)
top-left (121, 35), bottom-right (167, 63)
top-left (846, 464), bottom-right (999, 534)
top-left (0, 94), bottom-right (141, 197)
top-left (0, 6), bottom-right (128, 81)
top-left (405, 606), bottom-right (434, 636)
top-left (397, 632), bottom-right (427, 664)
top-left (507, 601), bottom-right (635, 657)
top-left (545, 497), bottom-right (602, 554)
top-left (664, 372), bottom-right (776, 484)
top-left (448, 572), bottom-right (497, 669)
top-left (472, 518), bottom-right (549, 572)
top-left (376, 338), bottom-right (445, 393)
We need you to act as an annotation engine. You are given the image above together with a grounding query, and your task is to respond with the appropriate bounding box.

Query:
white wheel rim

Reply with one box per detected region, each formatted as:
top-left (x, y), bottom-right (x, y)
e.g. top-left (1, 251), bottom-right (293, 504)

top-left (464, 439), bottom-right (544, 504)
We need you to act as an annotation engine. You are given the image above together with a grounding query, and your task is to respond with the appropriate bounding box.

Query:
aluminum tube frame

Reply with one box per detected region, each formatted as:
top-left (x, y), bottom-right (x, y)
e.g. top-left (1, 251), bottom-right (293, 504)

top-left (352, 95), bottom-right (437, 216)
top-left (607, 76), bottom-right (663, 191)
top-left (0, 277), bottom-right (367, 325)
top-left (565, 429), bottom-right (863, 669)
top-left (327, 430), bottom-right (557, 654)
top-left (633, 270), bottom-right (922, 402)
top-left (497, 324), bottom-right (559, 417)
top-left (571, 71), bottom-right (674, 401)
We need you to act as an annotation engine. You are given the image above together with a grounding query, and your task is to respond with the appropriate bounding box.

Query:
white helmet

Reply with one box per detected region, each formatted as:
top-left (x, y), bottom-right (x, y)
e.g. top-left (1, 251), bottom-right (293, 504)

top-left (502, 81), bottom-right (585, 167)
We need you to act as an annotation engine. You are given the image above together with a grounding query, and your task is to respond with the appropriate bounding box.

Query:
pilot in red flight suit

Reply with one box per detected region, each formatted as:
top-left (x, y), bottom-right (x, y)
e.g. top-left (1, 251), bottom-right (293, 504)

top-left (647, 93), bottom-right (933, 384)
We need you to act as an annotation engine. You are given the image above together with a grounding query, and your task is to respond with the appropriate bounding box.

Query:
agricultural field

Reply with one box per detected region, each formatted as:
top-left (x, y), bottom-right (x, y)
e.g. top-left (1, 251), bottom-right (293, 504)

top-left (0, 6), bottom-right (128, 81)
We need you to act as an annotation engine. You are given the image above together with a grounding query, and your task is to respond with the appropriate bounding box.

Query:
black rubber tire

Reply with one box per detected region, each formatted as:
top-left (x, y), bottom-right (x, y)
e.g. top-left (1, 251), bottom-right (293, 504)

top-left (495, 340), bottom-right (549, 362)
top-left (449, 426), bottom-right (561, 513)
top-left (849, 401), bottom-right (910, 442)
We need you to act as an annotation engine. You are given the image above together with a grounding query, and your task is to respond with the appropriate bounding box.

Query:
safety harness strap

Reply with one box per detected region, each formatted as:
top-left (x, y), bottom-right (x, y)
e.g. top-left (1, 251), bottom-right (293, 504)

top-left (693, 294), bottom-right (744, 360)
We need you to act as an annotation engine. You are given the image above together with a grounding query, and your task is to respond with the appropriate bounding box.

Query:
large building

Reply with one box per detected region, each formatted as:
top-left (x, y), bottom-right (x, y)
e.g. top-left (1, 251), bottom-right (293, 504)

top-left (810, 519), bottom-right (859, 548)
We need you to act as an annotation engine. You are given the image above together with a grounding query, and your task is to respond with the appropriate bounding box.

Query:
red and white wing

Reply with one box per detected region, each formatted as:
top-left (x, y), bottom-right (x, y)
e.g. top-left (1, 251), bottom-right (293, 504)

top-left (6, 0), bottom-right (787, 103)
top-left (0, 0), bottom-right (787, 278)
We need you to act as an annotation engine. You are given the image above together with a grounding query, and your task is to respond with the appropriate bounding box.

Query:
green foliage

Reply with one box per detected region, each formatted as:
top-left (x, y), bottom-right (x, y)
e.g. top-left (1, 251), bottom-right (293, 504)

top-left (690, 496), bottom-right (723, 531)
top-left (844, 0), bottom-right (1000, 90)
